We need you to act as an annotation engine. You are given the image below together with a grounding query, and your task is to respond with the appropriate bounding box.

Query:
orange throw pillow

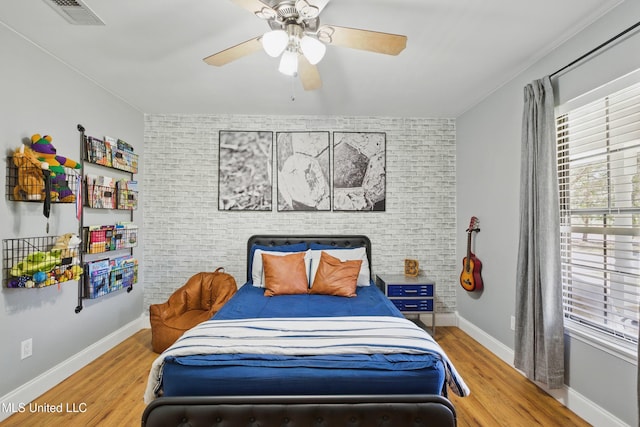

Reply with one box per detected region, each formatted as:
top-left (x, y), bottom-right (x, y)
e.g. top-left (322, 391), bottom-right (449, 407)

top-left (310, 251), bottom-right (362, 297)
top-left (262, 251), bottom-right (309, 296)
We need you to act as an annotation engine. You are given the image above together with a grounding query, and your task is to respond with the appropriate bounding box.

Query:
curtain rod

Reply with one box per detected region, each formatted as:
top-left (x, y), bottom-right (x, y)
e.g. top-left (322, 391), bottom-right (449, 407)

top-left (550, 20), bottom-right (640, 78)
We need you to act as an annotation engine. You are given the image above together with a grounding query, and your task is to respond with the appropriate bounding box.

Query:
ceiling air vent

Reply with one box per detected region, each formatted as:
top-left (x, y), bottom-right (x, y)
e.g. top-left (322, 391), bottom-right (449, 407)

top-left (43, 0), bottom-right (105, 25)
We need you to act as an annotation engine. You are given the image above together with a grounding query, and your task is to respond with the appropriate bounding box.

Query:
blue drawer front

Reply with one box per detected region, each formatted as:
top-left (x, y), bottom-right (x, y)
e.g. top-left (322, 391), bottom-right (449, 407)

top-left (391, 298), bottom-right (433, 312)
top-left (387, 284), bottom-right (433, 297)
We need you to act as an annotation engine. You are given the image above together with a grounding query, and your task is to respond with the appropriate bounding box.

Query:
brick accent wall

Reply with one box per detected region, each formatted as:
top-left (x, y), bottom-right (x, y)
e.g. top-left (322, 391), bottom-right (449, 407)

top-left (143, 114), bottom-right (456, 313)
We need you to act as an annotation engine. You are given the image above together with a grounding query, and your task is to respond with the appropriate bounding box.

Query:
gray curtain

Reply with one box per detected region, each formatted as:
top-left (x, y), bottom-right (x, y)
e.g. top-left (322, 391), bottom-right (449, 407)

top-left (514, 76), bottom-right (565, 389)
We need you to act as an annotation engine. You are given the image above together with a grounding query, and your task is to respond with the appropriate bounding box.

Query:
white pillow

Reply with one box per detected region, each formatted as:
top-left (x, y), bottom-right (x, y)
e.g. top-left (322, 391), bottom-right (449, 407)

top-left (309, 247), bottom-right (371, 287)
top-left (252, 249), bottom-right (311, 287)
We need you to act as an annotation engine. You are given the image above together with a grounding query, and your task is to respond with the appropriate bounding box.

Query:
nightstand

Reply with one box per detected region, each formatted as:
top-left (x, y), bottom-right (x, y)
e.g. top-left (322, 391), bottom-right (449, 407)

top-left (376, 274), bottom-right (436, 335)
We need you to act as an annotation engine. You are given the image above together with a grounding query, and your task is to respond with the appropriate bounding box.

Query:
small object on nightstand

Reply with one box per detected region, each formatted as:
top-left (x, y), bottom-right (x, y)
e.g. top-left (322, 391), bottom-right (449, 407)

top-left (404, 259), bottom-right (419, 276)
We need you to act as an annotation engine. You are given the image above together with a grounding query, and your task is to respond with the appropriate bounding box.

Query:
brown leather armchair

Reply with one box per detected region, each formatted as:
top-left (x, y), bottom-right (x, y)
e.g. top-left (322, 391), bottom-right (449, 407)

top-left (150, 268), bottom-right (237, 353)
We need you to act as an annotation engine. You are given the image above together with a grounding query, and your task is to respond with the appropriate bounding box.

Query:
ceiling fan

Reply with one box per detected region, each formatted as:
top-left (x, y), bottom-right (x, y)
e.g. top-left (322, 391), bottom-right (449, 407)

top-left (203, 0), bottom-right (407, 91)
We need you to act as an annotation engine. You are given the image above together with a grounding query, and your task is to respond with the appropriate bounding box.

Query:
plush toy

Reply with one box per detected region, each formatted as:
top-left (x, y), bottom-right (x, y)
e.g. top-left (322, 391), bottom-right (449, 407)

top-left (30, 134), bottom-right (81, 175)
top-left (8, 265), bottom-right (83, 287)
top-left (53, 233), bottom-right (82, 261)
top-left (69, 265), bottom-right (84, 281)
top-left (7, 276), bottom-right (29, 288)
top-left (33, 271), bottom-right (47, 284)
top-left (30, 134), bottom-right (80, 203)
top-left (12, 144), bottom-right (50, 201)
top-left (50, 172), bottom-right (75, 203)
top-left (10, 250), bottom-right (62, 277)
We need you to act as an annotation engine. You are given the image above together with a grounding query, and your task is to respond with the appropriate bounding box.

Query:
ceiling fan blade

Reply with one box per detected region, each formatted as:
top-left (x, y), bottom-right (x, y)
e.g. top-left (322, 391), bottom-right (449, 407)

top-left (230, 0), bottom-right (277, 19)
top-left (203, 37), bottom-right (263, 66)
top-left (298, 55), bottom-right (322, 91)
top-left (313, 0), bottom-right (330, 14)
top-left (318, 25), bottom-right (407, 55)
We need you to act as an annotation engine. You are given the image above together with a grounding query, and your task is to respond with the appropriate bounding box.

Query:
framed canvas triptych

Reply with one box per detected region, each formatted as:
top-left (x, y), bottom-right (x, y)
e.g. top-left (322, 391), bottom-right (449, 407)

top-left (218, 130), bottom-right (385, 212)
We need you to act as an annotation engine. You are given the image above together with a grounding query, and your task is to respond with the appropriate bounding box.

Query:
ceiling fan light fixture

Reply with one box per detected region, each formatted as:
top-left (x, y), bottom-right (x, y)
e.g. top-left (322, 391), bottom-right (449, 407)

top-left (300, 35), bottom-right (326, 65)
top-left (262, 30), bottom-right (289, 57)
top-left (279, 49), bottom-right (299, 76)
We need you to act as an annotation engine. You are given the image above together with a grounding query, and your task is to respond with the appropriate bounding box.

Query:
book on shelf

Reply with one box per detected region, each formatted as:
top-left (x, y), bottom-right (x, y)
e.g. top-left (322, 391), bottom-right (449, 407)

top-left (84, 222), bottom-right (137, 253)
top-left (110, 255), bottom-right (138, 289)
top-left (116, 139), bottom-right (134, 152)
top-left (116, 180), bottom-right (138, 210)
top-left (85, 136), bottom-right (98, 163)
top-left (85, 259), bottom-right (110, 299)
top-left (115, 222), bottom-right (138, 249)
top-left (102, 136), bottom-right (115, 167)
top-left (86, 258), bottom-right (110, 275)
top-left (85, 175), bottom-right (115, 209)
top-left (86, 225), bottom-right (105, 254)
top-left (86, 136), bottom-right (112, 167)
top-left (86, 225), bottom-right (116, 253)
top-left (111, 148), bottom-right (138, 173)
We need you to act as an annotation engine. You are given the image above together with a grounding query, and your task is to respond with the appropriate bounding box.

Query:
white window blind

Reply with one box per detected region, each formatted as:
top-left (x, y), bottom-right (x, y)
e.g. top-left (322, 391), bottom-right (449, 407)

top-left (557, 77), bottom-right (640, 347)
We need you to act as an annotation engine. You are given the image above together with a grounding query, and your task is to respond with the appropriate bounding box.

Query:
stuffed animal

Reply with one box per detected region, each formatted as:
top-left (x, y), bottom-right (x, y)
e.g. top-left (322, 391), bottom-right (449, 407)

top-left (9, 250), bottom-right (62, 277)
top-left (12, 144), bottom-right (51, 201)
top-left (30, 134), bottom-right (81, 175)
top-left (7, 264), bottom-right (83, 287)
top-left (30, 134), bottom-right (80, 203)
top-left (69, 265), bottom-right (84, 281)
top-left (51, 172), bottom-right (75, 203)
top-left (53, 233), bottom-right (82, 260)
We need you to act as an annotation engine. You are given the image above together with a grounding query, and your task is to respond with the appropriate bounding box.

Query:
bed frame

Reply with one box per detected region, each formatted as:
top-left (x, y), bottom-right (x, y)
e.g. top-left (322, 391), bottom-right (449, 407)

top-left (141, 394), bottom-right (457, 427)
top-left (142, 235), bottom-right (457, 427)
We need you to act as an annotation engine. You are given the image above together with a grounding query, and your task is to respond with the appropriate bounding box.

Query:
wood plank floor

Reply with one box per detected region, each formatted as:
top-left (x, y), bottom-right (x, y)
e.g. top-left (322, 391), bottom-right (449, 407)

top-left (437, 327), bottom-right (590, 427)
top-left (1, 327), bottom-right (590, 426)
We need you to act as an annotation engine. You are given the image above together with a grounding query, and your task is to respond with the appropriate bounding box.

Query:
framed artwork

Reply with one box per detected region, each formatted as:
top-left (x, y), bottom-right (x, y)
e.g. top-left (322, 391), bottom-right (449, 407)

top-left (218, 130), bottom-right (273, 211)
top-left (333, 132), bottom-right (386, 211)
top-left (276, 131), bottom-right (330, 211)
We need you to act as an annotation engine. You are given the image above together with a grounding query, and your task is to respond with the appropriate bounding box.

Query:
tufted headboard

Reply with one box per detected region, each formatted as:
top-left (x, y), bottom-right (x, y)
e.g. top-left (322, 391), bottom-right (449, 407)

top-left (246, 235), bottom-right (373, 283)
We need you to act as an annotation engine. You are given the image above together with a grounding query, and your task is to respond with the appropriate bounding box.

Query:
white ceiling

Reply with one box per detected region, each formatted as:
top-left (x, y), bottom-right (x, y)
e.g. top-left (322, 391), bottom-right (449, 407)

top-left (0, 0), bottom-right (623, 117)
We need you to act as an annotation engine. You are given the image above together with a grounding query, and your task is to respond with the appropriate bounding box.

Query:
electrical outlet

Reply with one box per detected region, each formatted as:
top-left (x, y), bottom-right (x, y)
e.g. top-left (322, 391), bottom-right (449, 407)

top-left (510, 316), bottom-right (516, 331)
top-left (21, 338), bottom-right (32, 360)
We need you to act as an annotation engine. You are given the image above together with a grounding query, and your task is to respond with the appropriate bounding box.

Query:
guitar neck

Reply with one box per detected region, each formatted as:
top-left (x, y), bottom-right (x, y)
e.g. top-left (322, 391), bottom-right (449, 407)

top-left (465, 231), bottom-right (472, 269)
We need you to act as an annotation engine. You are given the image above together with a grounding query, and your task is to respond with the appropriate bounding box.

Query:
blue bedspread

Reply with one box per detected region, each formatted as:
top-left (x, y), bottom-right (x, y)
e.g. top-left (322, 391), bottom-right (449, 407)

top-left (149, 284), bottom-right (465, 401)
top-left (214, 282), bottom-right (403, 319)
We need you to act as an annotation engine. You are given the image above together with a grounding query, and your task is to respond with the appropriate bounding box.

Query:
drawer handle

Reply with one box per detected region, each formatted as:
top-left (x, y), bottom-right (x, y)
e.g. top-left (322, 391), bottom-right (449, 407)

top-left (403, 290), bottom-right (418, 294)
top-left (405, 305), bottom-right (418, 309)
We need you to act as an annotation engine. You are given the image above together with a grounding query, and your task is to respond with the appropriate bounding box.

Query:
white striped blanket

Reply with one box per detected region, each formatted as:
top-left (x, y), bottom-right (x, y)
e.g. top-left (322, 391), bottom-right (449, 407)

top-left (144, 316), bottom-right (469, 403)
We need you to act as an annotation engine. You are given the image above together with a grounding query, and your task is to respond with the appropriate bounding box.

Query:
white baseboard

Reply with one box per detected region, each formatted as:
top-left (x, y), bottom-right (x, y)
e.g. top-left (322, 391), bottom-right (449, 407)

top-left (457, 314), bottom-right (630, 427)
top-left (456, 315), bottom-right (514, 364)
top-left (0, 315), bottom-right (146, 423)
top-left (142, 312), bottom-right (150, 329)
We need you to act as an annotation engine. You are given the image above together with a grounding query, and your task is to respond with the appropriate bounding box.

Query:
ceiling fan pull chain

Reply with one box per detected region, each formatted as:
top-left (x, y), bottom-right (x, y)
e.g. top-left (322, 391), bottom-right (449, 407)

top-left (290, 75), bottom-right (296, 101)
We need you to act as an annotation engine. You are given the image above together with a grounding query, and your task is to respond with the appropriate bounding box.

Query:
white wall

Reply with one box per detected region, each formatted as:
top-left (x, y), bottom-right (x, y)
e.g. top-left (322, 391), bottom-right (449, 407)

top-left (456, 2), bottom-right (640, 426)
top-left (0, 22), bottom-right (144, 404)
top-left (143, 115), bottom-right (458, 316)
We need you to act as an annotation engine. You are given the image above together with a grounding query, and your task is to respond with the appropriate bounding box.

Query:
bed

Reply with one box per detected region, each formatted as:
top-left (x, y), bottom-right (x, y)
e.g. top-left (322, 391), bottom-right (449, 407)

top-left (142, 235), bottom-right (468, 427)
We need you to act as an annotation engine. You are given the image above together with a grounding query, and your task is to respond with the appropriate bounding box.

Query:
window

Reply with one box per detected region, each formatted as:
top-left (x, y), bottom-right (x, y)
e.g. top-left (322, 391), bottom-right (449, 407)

top-left (557, 75), bottom-right (640, 350)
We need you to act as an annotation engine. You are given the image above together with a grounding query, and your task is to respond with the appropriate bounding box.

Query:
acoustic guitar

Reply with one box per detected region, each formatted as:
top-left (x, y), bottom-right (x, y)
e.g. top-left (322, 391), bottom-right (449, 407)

top-left (460, 216), bottom-right (483, 292)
